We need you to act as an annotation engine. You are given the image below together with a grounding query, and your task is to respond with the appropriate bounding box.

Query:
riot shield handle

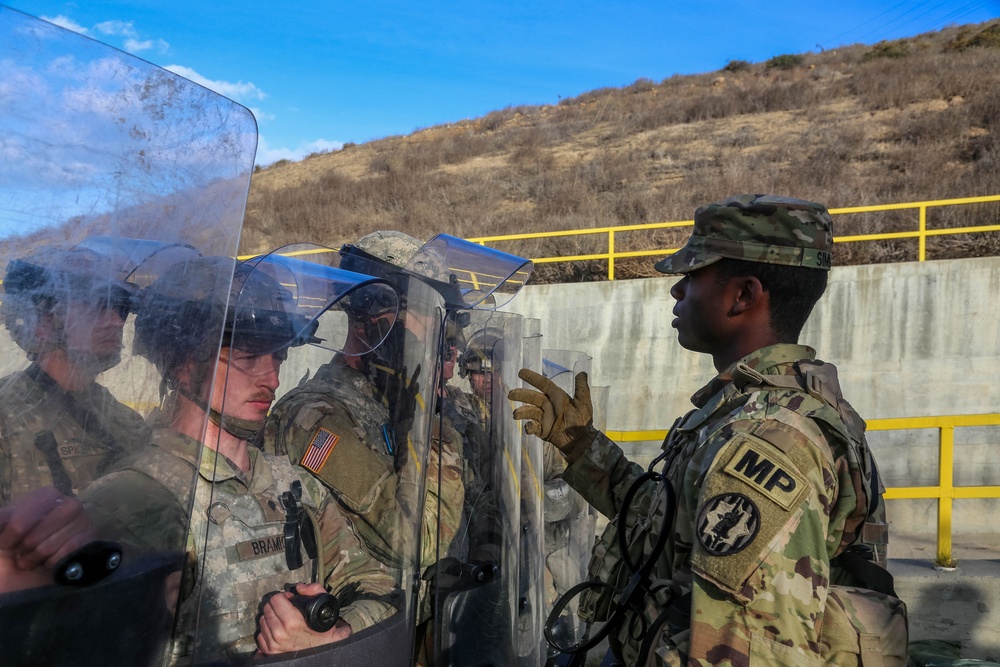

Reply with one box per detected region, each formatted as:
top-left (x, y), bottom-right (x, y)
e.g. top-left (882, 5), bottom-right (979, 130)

top-left (288, 591), bottom-right (341, 633)
top-left (54, 540), bottom-right (123, 586)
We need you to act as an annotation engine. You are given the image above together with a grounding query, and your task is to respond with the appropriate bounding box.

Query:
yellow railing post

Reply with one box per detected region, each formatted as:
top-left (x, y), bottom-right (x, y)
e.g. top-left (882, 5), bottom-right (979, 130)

top-left (608, 230), bottom-right (616, 281)
top-left (919, 204), bottom-right (928, 262)
top-left (936, 425), bottom-right (956, 566)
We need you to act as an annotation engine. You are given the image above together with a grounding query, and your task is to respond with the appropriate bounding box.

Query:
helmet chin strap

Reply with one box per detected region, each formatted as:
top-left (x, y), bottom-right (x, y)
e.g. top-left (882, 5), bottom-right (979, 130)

top-left (178, 385), bottom-right (263, 442)
top-left (208, 409), bottom-right (264, 442)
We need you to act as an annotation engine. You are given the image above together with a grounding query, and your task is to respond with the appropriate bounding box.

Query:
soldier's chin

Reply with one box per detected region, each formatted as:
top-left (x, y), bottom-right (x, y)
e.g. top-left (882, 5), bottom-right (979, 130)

top-left (68, 349), bottom-right (122, 376)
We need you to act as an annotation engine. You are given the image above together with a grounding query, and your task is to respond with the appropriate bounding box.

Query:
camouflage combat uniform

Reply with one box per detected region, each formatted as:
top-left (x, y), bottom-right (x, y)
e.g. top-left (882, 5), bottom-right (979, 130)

top-left (82, 427), bottom-right (396, 663)
top-left (563, 344), bottom-right (907, 666)
top-left (262, 356), bottom-right (465, 570)
top-left (0, 364), bottom-right (147, 505)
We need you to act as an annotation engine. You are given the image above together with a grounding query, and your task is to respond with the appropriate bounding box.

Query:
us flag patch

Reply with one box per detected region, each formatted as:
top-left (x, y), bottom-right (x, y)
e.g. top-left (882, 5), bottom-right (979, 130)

top-left (301, 428), bottom-right (339, 473)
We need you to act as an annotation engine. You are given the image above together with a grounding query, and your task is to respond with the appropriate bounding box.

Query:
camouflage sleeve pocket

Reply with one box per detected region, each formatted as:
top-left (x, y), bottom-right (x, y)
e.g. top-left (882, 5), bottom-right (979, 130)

top-left (819, 586), bottom-right (908, 666)
top-left (750, 633), bottom-right (822, 667)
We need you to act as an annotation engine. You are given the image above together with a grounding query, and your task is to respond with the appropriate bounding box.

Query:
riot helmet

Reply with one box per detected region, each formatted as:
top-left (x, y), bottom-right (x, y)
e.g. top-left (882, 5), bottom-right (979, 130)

top-left (2, 245), bottom-right (137, 372)
top-left (135, 256), bottom-right (315, 375)
top-left (134, 255), bottom-right (316, 438)
top-left (460, 326), bottom-right (505, 405)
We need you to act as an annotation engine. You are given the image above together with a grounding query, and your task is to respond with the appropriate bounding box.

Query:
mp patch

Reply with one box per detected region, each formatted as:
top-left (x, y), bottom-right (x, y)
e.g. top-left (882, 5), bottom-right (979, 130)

top-left (722, 439), bottom-right (806, 510)
top-left (300, 428), bottom-right (339, 474)
top-left (697, 493), bottom-right (760, 556)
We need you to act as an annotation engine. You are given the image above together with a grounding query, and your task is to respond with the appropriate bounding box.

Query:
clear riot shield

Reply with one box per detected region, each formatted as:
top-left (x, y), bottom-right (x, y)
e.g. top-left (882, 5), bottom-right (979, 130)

top-left (434, 310), bottom-right (524, 666)
top-left (178, 247), bottom-right (424, 665)
top-left (540, 350), bottom-right (597, 652)
top-left (0, 7), bottom-right (253, 667)
top-left (517, 318), bottom-right (546, 667)
top-left (267, 241), bottom-right (453, 665)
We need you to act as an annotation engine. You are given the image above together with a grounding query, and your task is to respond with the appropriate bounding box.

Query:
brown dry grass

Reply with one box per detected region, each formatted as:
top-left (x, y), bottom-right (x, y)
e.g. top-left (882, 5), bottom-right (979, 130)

top-left (244, 20), bottom-right (1000, 282)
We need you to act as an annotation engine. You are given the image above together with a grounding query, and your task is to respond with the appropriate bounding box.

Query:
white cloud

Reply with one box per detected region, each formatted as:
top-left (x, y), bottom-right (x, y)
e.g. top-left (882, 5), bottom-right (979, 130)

top-left (42, 15), bottom-right (89, 35)
top-left (94, 20), bottom-right (139, 39)
top-left (124, 37), bottom-right (170, 54)
top-left (41, 16), bottom-right (171, 55)
top-left (255, 136), bottom-right (343, 167)
top-left (164, 65), bottom-right (266, 103)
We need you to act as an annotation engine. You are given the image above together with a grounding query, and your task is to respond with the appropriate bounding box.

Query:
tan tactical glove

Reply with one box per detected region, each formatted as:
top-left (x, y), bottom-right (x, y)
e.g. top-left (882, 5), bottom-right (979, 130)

top-left (508, 368), bottom-right (594, 456)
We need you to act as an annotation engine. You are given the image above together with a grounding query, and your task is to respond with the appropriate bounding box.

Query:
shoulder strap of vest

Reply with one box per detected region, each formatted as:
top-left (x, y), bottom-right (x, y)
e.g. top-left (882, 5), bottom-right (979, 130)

top-left (25, 364), bottom-right (128, 474)
top-left (733, 362), bottom-right (897, 595)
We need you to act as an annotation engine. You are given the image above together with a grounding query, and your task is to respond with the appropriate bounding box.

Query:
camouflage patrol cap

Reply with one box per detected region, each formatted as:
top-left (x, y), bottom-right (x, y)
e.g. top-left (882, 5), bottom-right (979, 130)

top-left (352, 231), bottom-right (422, 269)
top-left (654, 194), bottom-right (833, 274)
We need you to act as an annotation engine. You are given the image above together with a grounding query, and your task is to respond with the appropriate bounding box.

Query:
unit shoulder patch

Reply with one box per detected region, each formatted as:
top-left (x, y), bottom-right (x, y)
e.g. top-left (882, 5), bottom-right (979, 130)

top-left (696, 493), bottom-right (760, 556)
top-left (722, 438), bottom-right (806, 510)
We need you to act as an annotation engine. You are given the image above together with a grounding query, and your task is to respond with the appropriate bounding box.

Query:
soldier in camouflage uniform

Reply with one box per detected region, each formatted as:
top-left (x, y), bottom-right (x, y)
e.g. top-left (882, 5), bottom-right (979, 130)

top-left (0, 245), bottom-right (148, 506)
top-left (510, 195), bottom-right (908, 666)
top-left (82, 256), bottom-right (397, 663)
top-left (261, 231), bottom-right (465, 574)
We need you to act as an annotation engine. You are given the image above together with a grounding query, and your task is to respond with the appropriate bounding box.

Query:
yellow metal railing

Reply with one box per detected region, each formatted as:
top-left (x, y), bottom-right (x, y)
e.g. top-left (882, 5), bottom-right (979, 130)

top-left (608, 412), bottom-right (1000, 568)
top-left (468, 194), bottom-right (1000, 280)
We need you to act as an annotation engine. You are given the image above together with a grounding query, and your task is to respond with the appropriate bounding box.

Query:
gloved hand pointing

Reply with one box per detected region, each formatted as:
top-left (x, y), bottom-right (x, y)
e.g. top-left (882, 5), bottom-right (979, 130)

top-left (508, 368), bottom-right (594, 453)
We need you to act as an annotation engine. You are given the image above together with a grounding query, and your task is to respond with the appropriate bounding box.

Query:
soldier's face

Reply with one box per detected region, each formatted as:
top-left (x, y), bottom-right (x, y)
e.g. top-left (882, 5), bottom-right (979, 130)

top-left (442, 340), bottom-right (457, 380)
top-left (668, 264), bottom-right (734, 354)
top-left (211, 345), bottom-right (285, 422)
top-left (57, 298), bottom-right (127, 369)
top-left (468, 370), bottom-right (493, 404)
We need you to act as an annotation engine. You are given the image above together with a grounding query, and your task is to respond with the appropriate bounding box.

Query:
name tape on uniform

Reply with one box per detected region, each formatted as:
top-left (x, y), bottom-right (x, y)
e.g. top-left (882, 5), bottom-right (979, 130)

top-left (236, 534), bottom-right (286, 561)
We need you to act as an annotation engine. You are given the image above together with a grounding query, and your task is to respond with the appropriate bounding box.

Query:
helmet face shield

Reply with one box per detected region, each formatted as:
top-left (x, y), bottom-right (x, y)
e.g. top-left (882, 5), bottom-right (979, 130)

top-left (340, 233), bottom-right (534, 311)
top-left (236, 245), bottom-right (401, 358)
top-left (406, 234), bottom-right (534, 309)
top-left (73, 236), bottom-right (201, 289)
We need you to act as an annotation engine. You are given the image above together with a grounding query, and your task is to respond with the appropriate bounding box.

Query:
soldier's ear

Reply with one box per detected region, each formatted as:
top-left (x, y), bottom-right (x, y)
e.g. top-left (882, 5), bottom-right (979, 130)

top-left (727, 275), bottom-right (765, 317)
top-left (174, 357), bottom-right (196, 391)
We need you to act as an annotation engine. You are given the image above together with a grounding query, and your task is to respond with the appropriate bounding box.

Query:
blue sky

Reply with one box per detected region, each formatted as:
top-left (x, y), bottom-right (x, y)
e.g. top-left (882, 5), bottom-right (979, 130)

top-left (9, 1), bottom-right (999, 166)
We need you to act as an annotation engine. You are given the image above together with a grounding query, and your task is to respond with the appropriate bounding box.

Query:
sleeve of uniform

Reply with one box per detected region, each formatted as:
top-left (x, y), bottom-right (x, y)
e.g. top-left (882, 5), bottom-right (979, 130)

top-left (560, 428), bottom-right (647, 519)
top-left (417, 434), bottom-right (465, 567)
top-left (311, 488), bottom-right (398, 632)
top-left (80, 470), bottom-right (190, 553)
top-left (683, 420), bottom-right (837, 667)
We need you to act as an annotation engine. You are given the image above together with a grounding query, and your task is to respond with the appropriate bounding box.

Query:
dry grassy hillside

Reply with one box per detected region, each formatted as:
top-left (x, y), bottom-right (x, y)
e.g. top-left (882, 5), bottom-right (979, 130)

top-left (244, 20), bottom-right (1000, 282)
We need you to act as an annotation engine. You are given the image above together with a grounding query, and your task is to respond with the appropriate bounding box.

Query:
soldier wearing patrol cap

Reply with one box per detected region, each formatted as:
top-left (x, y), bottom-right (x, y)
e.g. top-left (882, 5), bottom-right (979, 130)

top-left (510, 195), bottom-right (907, 666)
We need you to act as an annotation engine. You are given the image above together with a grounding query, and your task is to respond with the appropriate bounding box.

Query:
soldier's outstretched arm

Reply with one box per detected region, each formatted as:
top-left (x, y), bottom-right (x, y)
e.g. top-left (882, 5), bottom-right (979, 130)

top-left (510, 369), bottom-right (646, 519)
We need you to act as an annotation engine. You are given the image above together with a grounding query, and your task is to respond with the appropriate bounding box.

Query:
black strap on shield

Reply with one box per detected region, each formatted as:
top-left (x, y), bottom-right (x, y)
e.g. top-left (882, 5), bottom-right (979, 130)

top-left (280, 480), bottom-right (316, 571)
top-left (33, 431), bottom-right (73, 496)
top-left (543, 446), bottom-right (677, 664)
